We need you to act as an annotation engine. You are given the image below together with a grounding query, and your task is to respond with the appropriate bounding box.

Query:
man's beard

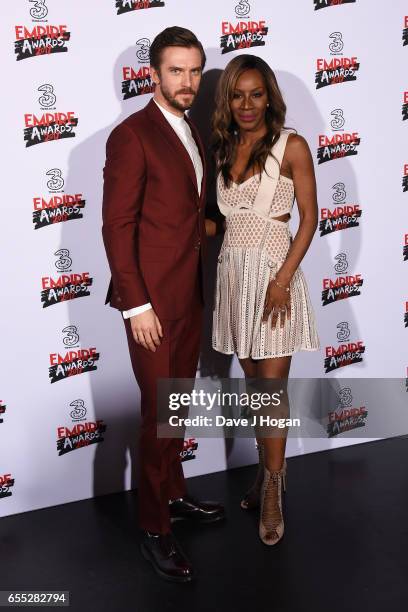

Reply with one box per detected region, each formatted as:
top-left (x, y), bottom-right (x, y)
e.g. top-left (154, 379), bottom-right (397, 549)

top-left (160, 82), bottom-right (196, 112)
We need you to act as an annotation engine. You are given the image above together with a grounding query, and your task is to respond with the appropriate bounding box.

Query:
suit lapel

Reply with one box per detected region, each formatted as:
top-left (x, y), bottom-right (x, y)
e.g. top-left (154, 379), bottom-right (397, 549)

top-left (146, 98), bottom-right (201, 196)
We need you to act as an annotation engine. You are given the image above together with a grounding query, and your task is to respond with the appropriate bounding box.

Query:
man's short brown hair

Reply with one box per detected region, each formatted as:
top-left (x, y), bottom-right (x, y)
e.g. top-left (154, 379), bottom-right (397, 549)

top-left (150, 26), bottom-right (206, 71)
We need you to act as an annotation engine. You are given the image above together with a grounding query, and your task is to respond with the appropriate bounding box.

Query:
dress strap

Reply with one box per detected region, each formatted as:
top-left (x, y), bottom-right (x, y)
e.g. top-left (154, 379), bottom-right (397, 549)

top-left (251, 129), bottom-right (295, 218)
top-left (272, 129), bottom-right (293, 167)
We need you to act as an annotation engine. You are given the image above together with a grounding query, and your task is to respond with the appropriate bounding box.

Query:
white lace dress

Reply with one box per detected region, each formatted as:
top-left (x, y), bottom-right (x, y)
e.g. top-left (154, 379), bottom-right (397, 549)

top-left (212, 130), bottom-right (320, 360)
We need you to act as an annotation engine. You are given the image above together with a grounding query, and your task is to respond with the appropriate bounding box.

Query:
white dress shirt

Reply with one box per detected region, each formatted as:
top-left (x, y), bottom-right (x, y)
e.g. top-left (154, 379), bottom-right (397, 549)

top-left (122, 98), bottom-right (203, 319)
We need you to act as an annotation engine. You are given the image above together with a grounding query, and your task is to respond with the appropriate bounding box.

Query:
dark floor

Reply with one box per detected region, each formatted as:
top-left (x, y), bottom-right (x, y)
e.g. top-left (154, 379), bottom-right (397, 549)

top-left (1, 437), bottom-right (408, 612)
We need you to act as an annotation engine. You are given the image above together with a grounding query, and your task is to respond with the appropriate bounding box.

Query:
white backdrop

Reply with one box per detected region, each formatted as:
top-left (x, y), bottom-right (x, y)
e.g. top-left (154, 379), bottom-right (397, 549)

top-left (1, 0), bottom-right (407, 517)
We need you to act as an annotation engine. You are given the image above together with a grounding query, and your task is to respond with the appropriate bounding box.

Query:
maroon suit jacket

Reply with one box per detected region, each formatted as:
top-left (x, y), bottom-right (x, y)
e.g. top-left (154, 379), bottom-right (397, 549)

top-left (102, 98), bottom-right (207, 321)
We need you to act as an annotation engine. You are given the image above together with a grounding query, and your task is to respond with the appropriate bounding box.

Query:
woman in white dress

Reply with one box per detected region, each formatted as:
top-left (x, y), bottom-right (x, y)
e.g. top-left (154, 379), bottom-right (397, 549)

top-left (208, 54), bottom-right (320, 545)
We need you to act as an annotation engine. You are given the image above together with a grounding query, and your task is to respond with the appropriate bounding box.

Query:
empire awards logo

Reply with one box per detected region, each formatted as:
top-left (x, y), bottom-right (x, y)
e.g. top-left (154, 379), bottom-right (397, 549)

top-left (319, 182), bottom-right (361, 236)
top-left (41, 249), bottom-right (93, 308)
top-left (116, 0), bottom-right (165, 15)
top-left (24, 84), bottom-right (78, 147)
top-left (322, 253), bottom-right (363, 306)
top-left (315, 32), bottom-right (359, 89)
top-left (324, 322), bottom-right (365, 373)
top-left (403, 16), bottom-right (408, 46)
top-left (404, 302), bottom-right (408, 328)
top-left (327, 387), bottom-right (367, 437)
top-left (317, 109), bottom-right (360, 164)
top-left (14, 1), bottom-right (70, 61)
top-left (49, 326), bottom-right (100, 384)
top-left (57, 399), bottom-right (107, 456)
top-left (180, 438), bottom-right (198, 462)
top-left (0, 400), bottom-right (6, 424)
top-left (403, 233), bottom-right (408, 261)
top-left (220, 2), bottom-right (269, 54)
top-left (403, 91), bottom-right (408, 121)
top-left (403, 164), bottom-right (408, 193)
top-left (33, 169), bottom-right (86, 229)
top-left (122, 38), bottom-right (154, 100)
top-left (314, 0), bottom-right (356, 10)
top-left (0, 474), bottom-right (15, 500)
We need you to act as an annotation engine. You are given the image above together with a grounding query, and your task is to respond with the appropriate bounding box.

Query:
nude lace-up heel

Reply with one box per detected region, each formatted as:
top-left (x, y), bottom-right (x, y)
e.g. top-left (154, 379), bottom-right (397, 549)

top-left (259, 465), bottom-right (285, 546)
top-left (240, 442), bottom-right (287, 510)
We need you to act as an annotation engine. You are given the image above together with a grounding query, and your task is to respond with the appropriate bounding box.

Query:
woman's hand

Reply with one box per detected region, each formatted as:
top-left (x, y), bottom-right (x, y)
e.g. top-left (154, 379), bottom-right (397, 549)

top-left (262, 279), bottom-right (291, 328)
top-left (205, 217), bottom-right (226, 237)
top-left (205, 218), bottom-right (217, 236)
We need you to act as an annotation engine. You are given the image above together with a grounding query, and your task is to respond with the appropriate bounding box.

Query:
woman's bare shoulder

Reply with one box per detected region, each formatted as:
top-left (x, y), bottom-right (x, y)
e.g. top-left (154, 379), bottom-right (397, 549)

top-left (285, 132), bottom-right (312, 162)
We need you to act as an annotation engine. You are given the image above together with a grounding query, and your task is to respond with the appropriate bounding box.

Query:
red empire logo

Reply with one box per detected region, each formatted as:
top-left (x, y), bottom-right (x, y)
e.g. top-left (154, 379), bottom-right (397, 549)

top-left (49, 348), bottom-right (97, 365)
top-left (15, 25), bottom-right (67, 39)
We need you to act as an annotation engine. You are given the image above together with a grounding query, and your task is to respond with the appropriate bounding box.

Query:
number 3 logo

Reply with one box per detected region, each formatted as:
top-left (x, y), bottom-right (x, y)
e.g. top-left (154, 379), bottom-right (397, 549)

top-left (63, 325), bottom-right (79, 347)
top-left (29, 0), bottom-right (48, 20)
top-left (38, 84), bottom-right (56, 108)
top-left (339, 387), bottom-right (352, 408)
top-left (54, 248), bottom-right (72, 271)
top-left (336, 321), bottom-right (350, 342)
top-left (70, 399), bottom-right (87, 421)
top-left (136, 38), bottom-right (151, 62)
top-left (329, 31), bottom-right (344, 54)
top-left (332, 182), bottom-right (346, 203)
top-left (235, 0), bottom-right (250, 17)
top-left (330, 108), bottom-right (345, 131)
top-left (46, 168), bottom-right (64, 191)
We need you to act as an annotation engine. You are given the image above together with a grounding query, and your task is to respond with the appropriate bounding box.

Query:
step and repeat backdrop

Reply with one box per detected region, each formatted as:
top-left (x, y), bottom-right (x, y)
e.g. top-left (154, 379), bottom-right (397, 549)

top-left (0, 0), bottom-right (407, 517)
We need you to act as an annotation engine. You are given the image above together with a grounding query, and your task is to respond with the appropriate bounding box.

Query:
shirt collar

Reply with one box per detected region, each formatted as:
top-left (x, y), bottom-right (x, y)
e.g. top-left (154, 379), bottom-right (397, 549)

top-left (153, 98), bottom-right (186, 130)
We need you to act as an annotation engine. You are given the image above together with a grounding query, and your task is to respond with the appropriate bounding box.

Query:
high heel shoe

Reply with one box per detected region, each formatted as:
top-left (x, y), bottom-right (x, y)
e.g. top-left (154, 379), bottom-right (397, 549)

top-left (240, 442), bottom-right (265, 510)
top-left (240, 444), bottom-right (287, 510)
top-left (259, 466), bottom-right (285, 546)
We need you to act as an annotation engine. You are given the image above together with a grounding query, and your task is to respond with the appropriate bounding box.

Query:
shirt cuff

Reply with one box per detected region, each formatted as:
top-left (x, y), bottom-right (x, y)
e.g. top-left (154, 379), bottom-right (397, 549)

top-left (122, 302), bottom-right (153, 319)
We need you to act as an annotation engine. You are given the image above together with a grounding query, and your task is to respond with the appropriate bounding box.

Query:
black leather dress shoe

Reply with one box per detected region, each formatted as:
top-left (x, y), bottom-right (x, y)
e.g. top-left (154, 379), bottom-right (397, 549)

top-left (169, 495), bottom-right (225, 523)
top-left (140, 531), bottom-right (194, 583)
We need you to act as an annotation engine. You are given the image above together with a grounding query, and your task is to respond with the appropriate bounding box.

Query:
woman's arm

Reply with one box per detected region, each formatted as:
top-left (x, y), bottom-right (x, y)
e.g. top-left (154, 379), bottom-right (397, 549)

top-left (275, 133), bottom-right (318, 287)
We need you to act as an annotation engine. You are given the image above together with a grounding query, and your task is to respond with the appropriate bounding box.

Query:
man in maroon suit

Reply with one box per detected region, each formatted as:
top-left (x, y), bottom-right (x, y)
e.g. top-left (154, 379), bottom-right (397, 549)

top-left (102, 27), bottom-right (224, 582)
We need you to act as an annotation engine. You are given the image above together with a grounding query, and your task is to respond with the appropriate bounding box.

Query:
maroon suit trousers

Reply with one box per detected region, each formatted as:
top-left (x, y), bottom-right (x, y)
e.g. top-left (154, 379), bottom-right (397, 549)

top-left (123, 269), bottom-right (203, 534)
